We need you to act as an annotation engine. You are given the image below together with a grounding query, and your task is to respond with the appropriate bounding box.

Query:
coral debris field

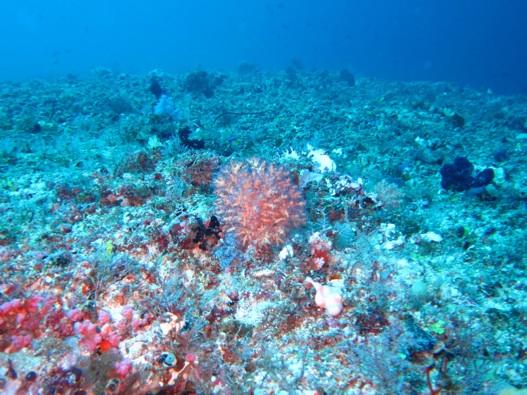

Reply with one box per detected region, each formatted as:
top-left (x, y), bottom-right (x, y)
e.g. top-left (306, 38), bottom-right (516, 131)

top-left (0, 67), bottom-right (527, 394)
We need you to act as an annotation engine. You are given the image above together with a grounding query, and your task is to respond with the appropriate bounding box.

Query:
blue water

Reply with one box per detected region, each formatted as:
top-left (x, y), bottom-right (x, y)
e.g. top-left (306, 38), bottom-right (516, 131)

top-left (1, 0), bottom-right (526, 93)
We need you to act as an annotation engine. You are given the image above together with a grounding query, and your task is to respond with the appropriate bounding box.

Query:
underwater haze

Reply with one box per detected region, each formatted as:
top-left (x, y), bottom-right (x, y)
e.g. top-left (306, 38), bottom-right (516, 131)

top-left (1, 0), bottom-right (527, 94)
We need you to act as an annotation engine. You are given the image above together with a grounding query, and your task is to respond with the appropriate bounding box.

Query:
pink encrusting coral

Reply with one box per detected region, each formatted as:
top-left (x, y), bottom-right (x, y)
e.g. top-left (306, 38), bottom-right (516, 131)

top-left (0, 293), bottom-right (73, 353)
top-left (114, 358), bottom-right (133, 377)
top-left (214, 157), bottom-right (306, 250)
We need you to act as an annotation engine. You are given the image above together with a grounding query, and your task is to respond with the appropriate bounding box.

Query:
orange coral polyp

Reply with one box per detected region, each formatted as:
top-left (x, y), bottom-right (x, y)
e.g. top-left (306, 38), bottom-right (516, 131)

top-left (214, 158), bottom-right (306, 250)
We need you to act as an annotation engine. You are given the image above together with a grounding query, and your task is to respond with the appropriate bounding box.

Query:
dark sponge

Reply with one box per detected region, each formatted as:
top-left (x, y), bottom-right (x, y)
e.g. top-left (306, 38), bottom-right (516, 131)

top-left (440, 157), bottom-right (494, 191)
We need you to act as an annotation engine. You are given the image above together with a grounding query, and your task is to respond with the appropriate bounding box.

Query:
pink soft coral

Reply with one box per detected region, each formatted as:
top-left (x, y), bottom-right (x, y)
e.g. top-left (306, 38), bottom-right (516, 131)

top-left (214, 158), bottom-right (305, 250)
top-left (304, 277), bottom-right (344, 316)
